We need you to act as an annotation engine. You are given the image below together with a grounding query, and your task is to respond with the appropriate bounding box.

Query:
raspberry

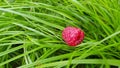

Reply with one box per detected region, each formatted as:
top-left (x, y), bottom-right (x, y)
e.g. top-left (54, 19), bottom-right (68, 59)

top-left (62, 26), bottom-right (84, 46)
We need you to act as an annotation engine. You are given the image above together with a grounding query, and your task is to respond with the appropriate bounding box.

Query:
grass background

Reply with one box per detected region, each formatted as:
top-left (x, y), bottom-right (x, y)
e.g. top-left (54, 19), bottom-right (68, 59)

top-left (0, 0), bottom-right (120, 68)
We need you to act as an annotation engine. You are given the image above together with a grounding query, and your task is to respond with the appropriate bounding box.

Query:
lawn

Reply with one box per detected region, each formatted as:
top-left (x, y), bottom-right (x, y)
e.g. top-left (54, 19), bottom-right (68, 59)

top-left (0, 0), bottom-right (120, 68)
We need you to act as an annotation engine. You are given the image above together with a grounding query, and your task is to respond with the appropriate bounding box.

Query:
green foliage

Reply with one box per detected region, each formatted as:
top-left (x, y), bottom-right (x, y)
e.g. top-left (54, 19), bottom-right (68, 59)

top-left (0, 0), bottom-right (120, 68)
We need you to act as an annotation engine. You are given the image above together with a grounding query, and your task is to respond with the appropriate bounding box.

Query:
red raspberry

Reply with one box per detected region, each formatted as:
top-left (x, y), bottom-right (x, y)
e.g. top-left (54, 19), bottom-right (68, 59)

top-left (62, 26), bottom-right (84, 46)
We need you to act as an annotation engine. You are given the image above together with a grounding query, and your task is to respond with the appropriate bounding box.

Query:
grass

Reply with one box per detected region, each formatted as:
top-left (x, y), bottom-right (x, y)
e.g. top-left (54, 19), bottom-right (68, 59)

top-left (0, 0), bottom-right (120, 68)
